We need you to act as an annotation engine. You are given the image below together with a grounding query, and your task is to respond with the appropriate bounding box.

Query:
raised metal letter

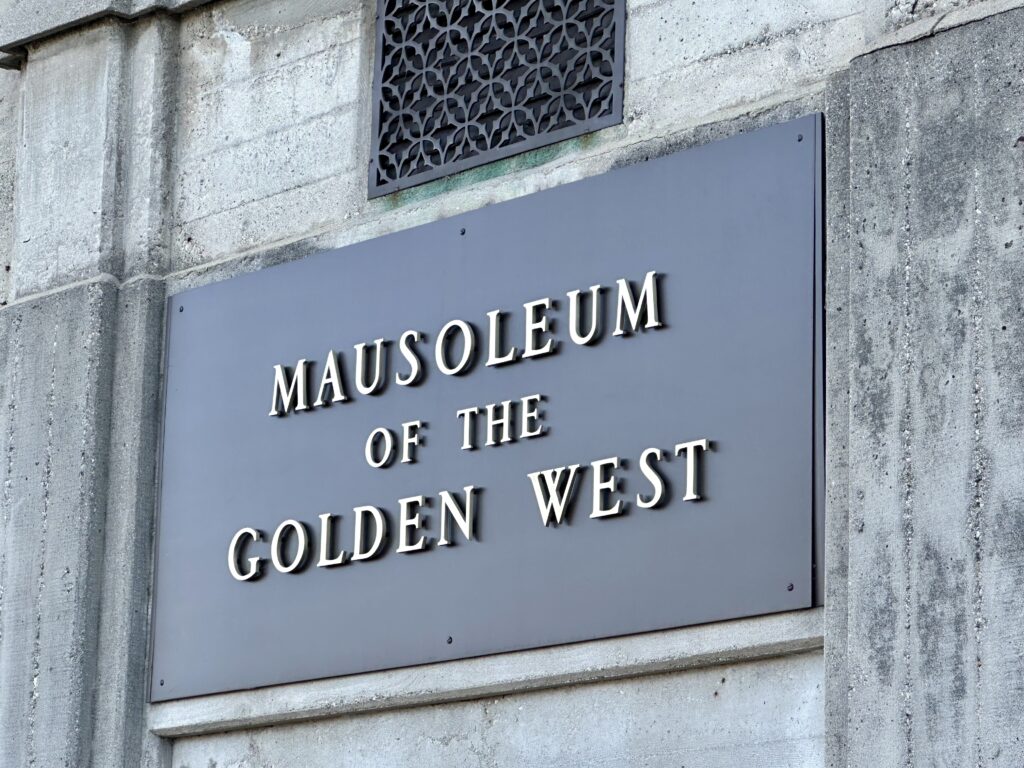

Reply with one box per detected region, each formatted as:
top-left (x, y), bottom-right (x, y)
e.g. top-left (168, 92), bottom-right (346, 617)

top-left (523, 298), bottom-right (557, 358)
top-left (435, 319), bottom-right (476, 375)
top-left (486, 310), bottom-right (519, 367)
top-left (351, 506), bottom-right (387, 561)
top-left (590, 456), bottom-right (625, 518)
top-left (674, 438), bottom-right (711, 501)
top-left (268, 360), bottom-right (310, 417)
top-left (528, 464), bottom-right (583, 526)
top-left (636, 447), bottom-right (666, 509)
top-left (395, 330), bottom-right (425, 386)
top-left (313, 350), bottom-right (349, 407)
top-left (437, 487), bottom-right (477, 546)
top-left (271, 519), bottom-right (309, 574)
top-left (317, 513), bottom-right (347, 568)
top-left (567, 285), bottom-right (602, 345)
top-left (354, 338), bottom-right (387, 395)
top-left (227, 527), bottom-right (263, 582)
top-left (614, 271), bottom-right (663, 336)
top-left (396, 495), bottom-right (429, 553)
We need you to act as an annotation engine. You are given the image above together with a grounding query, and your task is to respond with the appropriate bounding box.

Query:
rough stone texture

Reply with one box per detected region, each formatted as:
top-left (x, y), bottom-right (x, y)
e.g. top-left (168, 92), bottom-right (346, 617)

top-left (865, 0), bottom-right (991, 38)
top-left (172, 651), bottom-right (824, 768)
top-left (0, 69), bottom-right (16, 307)
top-left (840, 8), bottom-right (1024, 765)
top-left (0, 281), bottom-right (117, 768)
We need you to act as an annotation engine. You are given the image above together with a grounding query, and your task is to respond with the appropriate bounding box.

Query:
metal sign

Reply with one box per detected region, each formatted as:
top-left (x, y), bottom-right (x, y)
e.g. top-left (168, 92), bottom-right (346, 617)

top-left (150, 114), bottom-right (824, 702)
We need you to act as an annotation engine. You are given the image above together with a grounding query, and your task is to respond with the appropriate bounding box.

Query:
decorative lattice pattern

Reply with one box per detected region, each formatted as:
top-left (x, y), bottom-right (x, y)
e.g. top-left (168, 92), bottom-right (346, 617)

top-left (370, 0), bottom-right (625, 197)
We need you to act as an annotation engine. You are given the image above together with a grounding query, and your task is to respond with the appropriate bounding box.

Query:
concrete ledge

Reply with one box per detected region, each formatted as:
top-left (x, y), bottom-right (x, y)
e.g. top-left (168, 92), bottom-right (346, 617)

top-left (149, 607), bottom-right (822, 738)
top-left (0, 0), bottom-right (212, 62)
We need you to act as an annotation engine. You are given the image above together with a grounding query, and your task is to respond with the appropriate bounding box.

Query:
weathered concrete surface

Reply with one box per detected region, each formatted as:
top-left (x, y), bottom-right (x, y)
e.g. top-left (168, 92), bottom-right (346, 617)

top-left (0, 69), bottom-right (17, 307)
top-left (90, 278), bottom-right (165, 768)
top-left (170, 0), bottom-right (370, 271)
top-left (168, 0), bottom-right (869, 272)
top-left (840, 8), bottom-right (1024, 765)
top-left (121, 16), bottom-right (179, 280)
top-left (171, 651), bottom-right (824, 768)
top-left (11, 22), bottom-right (127, 299)
top-left (0, 0), bottom-right (1012, 63)
top-left (0, 281), bottom-right (117, 768)
top-left (161, 0), bottom-right (1024, 278)
top-left (0, 0), bottom-right (212, 54)
top-left (823, 70), bottom-right (851, 768)
top-left (10, 14), bottom-right (179, 298)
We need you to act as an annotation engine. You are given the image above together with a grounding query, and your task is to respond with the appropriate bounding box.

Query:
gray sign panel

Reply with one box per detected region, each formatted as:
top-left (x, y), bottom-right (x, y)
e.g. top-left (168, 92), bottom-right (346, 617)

top-left (150, 114), bottom-right (824, 702)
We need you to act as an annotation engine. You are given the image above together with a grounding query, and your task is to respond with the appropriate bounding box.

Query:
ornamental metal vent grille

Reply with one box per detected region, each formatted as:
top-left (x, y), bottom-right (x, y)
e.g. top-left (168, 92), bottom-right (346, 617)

top-left (369, 0), bottom-right (626, 198)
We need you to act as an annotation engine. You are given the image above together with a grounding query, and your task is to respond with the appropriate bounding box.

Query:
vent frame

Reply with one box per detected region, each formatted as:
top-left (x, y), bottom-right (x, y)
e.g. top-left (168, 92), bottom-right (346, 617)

top-left (369, 0), bottom-right (626, 198)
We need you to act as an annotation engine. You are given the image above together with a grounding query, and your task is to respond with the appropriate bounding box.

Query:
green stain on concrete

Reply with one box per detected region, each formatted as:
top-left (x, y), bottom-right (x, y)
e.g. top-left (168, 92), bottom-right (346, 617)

top-left (380, 136), bottom-right (594, 210)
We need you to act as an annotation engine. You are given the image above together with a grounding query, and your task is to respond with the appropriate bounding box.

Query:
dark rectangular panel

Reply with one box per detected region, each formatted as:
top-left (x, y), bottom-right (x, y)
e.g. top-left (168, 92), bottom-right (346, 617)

top-left (151, 114), bottom-right (824, 701)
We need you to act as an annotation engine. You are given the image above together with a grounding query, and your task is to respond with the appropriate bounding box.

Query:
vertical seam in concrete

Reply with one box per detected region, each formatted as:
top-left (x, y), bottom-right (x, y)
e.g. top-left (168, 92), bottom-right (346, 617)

top-left (967, 33), bottom-right (987, 768)
top-left (898, 47), bottom-right (915, 768)
top-left (104, 21), bottom-right (129, 279)
top-left (81, 286), bottom-right (118, 768)
top-left (840, 77), bottom-right (855, 768)
top-left (157, 16), bottom-right (180, 274)
top-left (356, 0), bottom-right (377, 215)
top-left (26, 322), bottom-right (58, 767)
top-left (0, 312), bottom-right (22, 645)
top-left (165, 13), bottom-right (187, 269)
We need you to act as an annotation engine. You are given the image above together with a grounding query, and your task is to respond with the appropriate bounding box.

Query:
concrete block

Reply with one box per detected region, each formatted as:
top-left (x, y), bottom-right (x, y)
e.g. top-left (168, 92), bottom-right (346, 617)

top-left (170, 0), bottom-right (369, 269)
top-left (177, 0), bottom-right (360, 94)
top-left (0, 280), bottom-right (117, 768)
top-left (843, 8), bottom-right (1024, 765)
top-left (627, 11), bottom-right (864, 136)
top-left (171, 172), bottom-right (364, 270)
top-left (174, 106), bottom-right (360, 225)
top-left (11, 22), bottom-right (126, 298)
top-left (170, 651), bottom-right (824, 768)
top-left (627, 0), bottom-right (863, 82)
top-left (121, 16), bottom-right (179, 278)
top-left (176, 28), bottom-right (362, 163)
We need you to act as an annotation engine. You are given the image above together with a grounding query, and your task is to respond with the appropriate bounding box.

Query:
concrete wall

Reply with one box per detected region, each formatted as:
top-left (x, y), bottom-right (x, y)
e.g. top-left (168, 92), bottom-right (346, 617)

top-left (841, 12), bottom-right (1024, 764)
top-left (0, 0), bottom-right (1023, 766)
